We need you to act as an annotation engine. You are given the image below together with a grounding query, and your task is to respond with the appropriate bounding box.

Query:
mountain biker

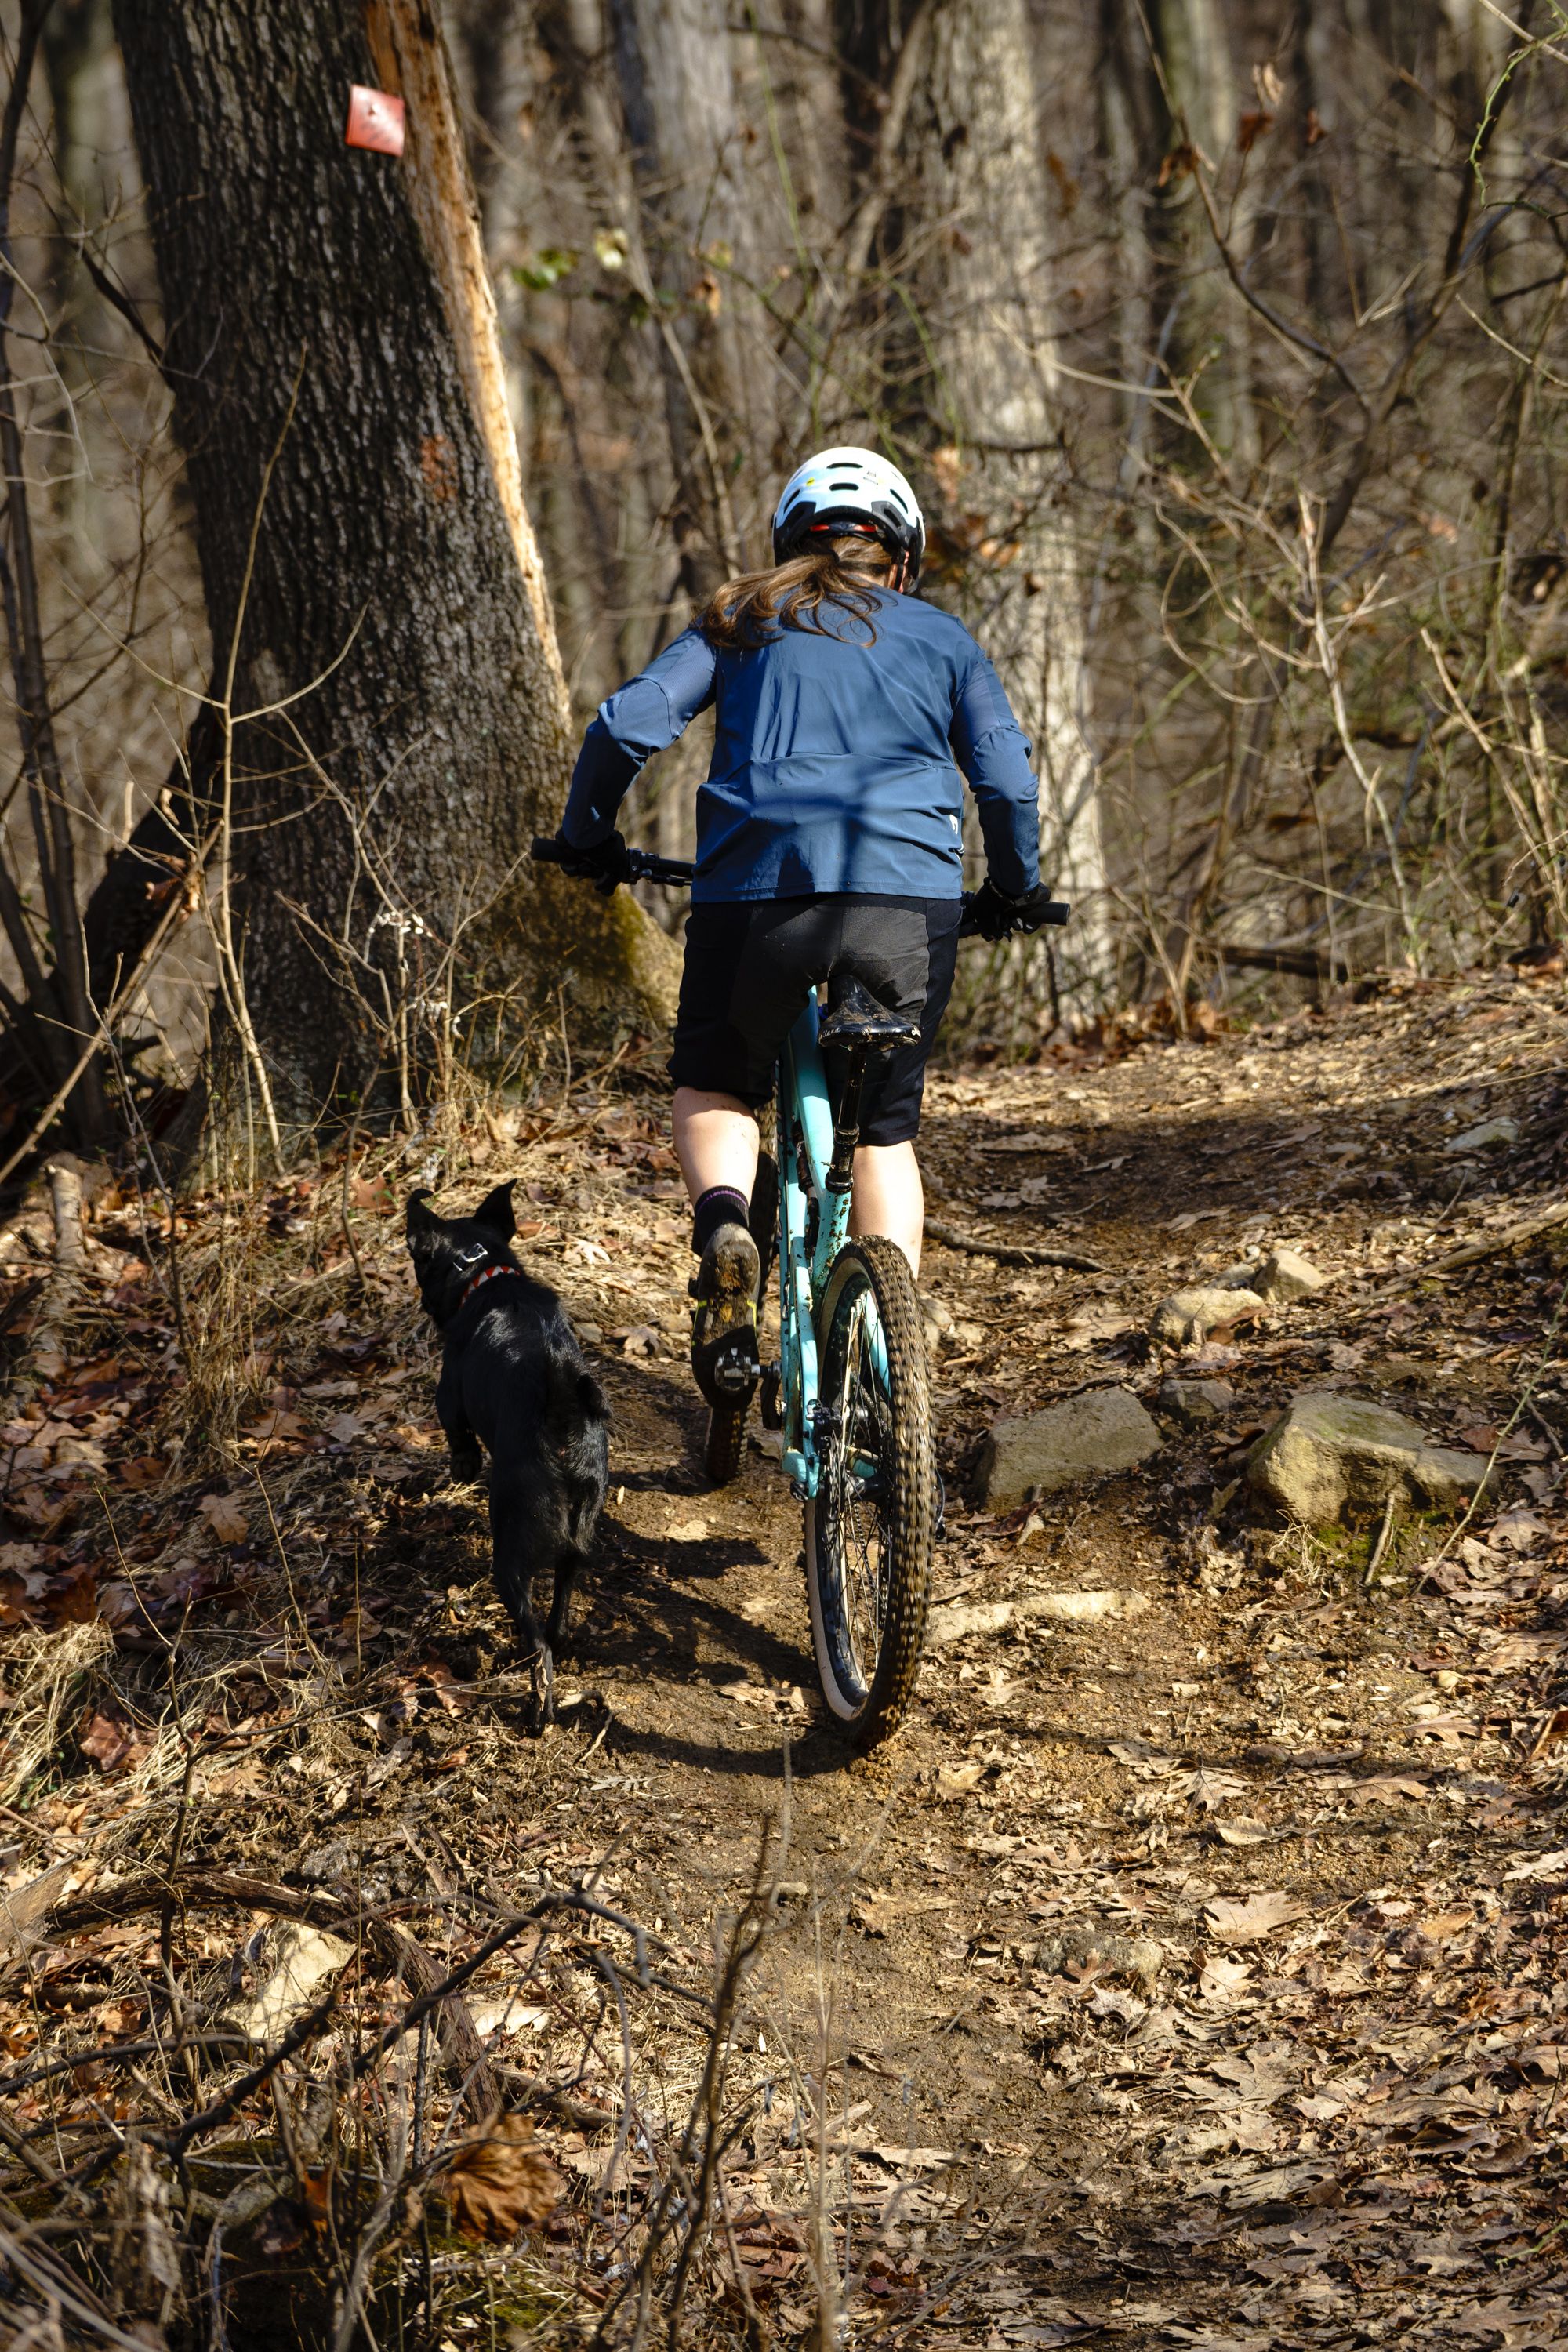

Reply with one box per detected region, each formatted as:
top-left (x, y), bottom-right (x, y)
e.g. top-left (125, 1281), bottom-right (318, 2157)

top-left (542, 446), bottom-right (1054, 1414)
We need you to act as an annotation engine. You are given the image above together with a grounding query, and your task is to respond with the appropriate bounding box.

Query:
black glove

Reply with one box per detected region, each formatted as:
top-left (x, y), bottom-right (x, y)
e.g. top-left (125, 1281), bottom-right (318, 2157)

top-left (546, 829), bottom-right (630, 896)
top-left (969, 879), bottom-right (1058, 942)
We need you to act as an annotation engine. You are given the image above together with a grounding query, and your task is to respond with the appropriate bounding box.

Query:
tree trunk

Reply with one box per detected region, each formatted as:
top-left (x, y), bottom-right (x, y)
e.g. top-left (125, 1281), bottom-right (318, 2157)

top-left (901, 0), bottom-right (1106, 1000)
top-left (606, 0), bottom-right (757, 597)
top-left (111, 0), bottom-right (674, 1143)
top-left (1108, 0), bottom-right (1257, 473)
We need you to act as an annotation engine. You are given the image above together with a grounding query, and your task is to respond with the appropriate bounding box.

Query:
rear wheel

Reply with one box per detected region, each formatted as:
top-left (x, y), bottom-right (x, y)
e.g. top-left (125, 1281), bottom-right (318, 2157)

top-left (702, 1150), bottom-right (779, 1489)
top-left (803, 1235), bottom-right (933, 1745)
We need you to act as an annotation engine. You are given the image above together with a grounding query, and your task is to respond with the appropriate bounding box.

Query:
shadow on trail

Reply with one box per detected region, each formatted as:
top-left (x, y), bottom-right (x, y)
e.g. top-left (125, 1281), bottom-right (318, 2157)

top-left (920, 1016), bottom-right (1563, 1249)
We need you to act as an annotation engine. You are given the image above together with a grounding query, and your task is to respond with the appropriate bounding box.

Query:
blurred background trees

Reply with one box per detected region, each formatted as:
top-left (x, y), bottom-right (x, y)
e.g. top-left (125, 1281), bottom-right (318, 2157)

top-left (3, 0), bottom-right (1566, 1169)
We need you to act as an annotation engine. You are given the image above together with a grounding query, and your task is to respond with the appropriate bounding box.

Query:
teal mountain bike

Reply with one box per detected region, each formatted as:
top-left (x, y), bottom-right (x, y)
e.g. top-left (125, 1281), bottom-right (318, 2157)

top-left (533, 838), bottom-right (1068, 1745)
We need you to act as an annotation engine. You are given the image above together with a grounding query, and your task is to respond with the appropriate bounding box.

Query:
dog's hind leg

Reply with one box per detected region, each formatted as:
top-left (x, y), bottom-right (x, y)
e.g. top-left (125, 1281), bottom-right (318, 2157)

top-left (489, 1475), bottom-right (557, 1727)
top-left (545, 1545), bottom-right (589, 1662)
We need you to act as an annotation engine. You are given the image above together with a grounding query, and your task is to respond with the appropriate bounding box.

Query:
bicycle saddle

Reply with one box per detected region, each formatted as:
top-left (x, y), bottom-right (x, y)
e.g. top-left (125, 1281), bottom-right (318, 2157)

top-left (818, 976), bottom-right (922, 1052)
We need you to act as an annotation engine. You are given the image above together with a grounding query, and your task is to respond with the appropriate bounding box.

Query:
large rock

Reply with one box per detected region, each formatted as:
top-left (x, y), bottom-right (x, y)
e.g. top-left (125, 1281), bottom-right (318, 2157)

top-left (1216, 1249), bottom-right (1328, 1303)
top-left (1446, 1117), bottom-right (1519, 1154)
top-left (1247, 1392), bottom-right (1492, 1526)
top-left (979, 1387), bottom-right (1162, 1507)
top-left (1151, 1285), bottom-right (1266, 1345)
top-left (1158, 1375), bottom-right (1235, 1428)
top-left (1254, 1248), bottom-right (1328, 1303)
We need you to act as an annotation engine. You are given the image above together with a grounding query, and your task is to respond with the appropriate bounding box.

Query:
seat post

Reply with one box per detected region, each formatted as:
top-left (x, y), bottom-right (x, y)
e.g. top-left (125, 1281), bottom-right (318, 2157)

top-left (826, 1047), bottom-right (869, 1193)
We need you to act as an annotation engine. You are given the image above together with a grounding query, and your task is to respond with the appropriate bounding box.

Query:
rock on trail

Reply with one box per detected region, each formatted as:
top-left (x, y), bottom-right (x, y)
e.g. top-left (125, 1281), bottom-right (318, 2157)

top-left (1157, 1374), bottom-right (1235, 1427)
top-left (1150, 1283), bottom-right (1267, 1345)
top-left (1151, 1247), bottom-right (1327, 1345)
top-left (1247, 1391), bottom-right (1494, 1525)
top-left (1240, 1246), bottom-right (1328, 1302)
top-left (978, 1385), bottom-right (1161, 1506)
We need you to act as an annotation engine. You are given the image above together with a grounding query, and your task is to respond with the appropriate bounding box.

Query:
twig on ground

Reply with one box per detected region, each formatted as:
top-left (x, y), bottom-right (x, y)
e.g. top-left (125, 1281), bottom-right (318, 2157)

top-left (924, 1217), bottom-right (1105, 1273)
top-left (1417, 1196), bottom-right (1568, 1278)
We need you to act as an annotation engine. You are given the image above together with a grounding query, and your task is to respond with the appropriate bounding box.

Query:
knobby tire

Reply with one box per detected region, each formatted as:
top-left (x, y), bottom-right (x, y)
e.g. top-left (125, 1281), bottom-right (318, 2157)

top-left (804, 1233), bottom-right (933, 1746)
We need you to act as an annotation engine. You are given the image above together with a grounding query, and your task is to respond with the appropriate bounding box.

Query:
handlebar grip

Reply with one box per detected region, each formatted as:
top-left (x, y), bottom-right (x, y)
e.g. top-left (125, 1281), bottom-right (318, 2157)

top-left (957, 895), bottom-right (1072, 940)
top-left (530, 835), bottom-right (568, 865)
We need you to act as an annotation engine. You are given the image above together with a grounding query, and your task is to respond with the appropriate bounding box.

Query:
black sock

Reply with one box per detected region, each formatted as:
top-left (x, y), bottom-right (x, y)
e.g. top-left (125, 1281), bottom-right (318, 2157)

top-left (692, 1185), bottom-right (750, 1255)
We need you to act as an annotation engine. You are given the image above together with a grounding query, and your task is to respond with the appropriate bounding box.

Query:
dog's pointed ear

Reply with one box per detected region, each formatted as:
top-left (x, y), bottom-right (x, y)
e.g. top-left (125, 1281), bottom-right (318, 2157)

top-left (474, 1179), bottom-right (515, 1240)
top-left (406, 1188), bottom-right (441, 1244)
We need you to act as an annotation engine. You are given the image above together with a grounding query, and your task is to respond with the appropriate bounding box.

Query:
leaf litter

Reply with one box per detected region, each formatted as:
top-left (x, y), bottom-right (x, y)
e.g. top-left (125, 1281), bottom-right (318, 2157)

top-left (0, 976), bottom-right (1566, 2343)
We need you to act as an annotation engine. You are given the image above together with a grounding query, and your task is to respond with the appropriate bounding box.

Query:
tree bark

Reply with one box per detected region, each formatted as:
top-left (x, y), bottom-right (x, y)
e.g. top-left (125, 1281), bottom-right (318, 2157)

top-left (606, 0), bottom-right (757, 597)
top-left (900, 0), bottom-right (1106, 993)
top-left (110, 0), bottom-right (674, 1142)
top-left (1105, 0), bottom-right (1258, 472)
top-left (0, 0), bottom-right (112, 1147)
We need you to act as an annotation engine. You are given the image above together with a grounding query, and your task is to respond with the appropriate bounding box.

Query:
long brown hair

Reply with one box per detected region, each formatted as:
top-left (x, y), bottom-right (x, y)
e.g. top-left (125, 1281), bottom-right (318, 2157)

top-left (699, 532), bottom-right (895, 652)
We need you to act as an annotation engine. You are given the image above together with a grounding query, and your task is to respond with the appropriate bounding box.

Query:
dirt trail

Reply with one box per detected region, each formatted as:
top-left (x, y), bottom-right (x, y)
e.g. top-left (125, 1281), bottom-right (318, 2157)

top-left (539, 971), bottom-right (1568, 2344)
top-left (5, 971), bottom-right (1568, 2347)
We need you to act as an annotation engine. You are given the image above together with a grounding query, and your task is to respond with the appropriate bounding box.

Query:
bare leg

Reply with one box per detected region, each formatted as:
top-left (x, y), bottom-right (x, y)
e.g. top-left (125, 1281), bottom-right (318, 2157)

top-left (673, 1086), bottom-right (760, 1203)
top-left (849, 1140), bottom-right (924, 1279)
top-left (677, 1087), bottom-right (922, 1272)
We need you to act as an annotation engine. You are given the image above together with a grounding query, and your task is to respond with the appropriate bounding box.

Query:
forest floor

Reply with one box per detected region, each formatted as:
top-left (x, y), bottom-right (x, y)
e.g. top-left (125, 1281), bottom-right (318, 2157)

top-left (3, 966), bottom-right (1568, 2351)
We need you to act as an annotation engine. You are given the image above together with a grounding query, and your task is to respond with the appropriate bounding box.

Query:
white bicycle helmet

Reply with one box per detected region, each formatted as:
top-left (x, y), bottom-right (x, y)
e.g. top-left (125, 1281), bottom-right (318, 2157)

top-left (771, 445), bottom-right (925, 585)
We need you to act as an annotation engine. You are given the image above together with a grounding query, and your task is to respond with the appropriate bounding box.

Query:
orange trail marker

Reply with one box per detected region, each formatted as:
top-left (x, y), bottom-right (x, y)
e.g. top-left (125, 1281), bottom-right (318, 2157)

top-left (346, 85), bottom-right (405, 157)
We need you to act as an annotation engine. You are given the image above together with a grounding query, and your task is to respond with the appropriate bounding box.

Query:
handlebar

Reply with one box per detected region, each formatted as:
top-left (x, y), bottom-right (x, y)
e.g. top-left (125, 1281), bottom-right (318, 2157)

top-left (956, 895), bottom-right (1070, 940)
top-left (531, 835), bottom-right (695, 888)
top-left (532, 836), bottom-right (1069, 938)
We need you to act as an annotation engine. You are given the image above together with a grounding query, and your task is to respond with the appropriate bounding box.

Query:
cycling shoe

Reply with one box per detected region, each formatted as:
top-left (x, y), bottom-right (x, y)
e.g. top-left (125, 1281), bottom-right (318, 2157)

top-left (691, 1221), bottom-right (761, 1409)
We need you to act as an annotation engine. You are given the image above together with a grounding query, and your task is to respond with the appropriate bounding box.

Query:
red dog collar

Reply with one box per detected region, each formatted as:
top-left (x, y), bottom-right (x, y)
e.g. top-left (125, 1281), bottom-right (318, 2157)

top-left (459, 1263), bottom-right (526, 1311)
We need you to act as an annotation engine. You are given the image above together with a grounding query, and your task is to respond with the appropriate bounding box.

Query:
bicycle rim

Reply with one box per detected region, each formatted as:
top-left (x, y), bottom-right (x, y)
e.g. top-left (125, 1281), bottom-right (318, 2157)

top-left (804, 1235), bottom-right (933, 1744)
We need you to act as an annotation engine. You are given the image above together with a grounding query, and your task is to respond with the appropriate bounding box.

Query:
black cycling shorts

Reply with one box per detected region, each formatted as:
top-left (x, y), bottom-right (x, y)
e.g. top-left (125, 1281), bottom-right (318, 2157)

top-left (670, 895), bottom-right (962, 1147)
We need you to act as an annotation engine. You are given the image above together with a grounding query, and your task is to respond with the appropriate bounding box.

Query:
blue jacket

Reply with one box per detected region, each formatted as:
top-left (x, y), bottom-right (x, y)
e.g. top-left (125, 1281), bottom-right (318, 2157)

top-left (560, 589), bottom-right (1040, 903)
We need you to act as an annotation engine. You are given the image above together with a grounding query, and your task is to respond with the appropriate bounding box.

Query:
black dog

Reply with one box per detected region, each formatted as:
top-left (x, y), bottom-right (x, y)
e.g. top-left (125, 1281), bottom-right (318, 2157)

top-left (406, 1181), bottom-right (608, 1722)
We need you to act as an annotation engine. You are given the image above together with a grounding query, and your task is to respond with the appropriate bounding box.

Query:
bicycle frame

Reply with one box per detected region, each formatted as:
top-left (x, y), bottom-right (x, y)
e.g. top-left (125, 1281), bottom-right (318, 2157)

top-left (775, 995), bottom-right (899, 1497)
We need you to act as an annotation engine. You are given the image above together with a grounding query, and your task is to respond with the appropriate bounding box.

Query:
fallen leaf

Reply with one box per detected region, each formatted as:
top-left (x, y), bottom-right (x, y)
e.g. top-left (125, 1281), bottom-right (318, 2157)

top-left (1504, 1847), bottom-right (1568, 1883)
top-left (1204, 1891), bottom-right (1308, 1943)
top-left (440, 2113), bottom-right (564, 2241)
top-left (243, 1409), bottom-right (308, 1443)
top-left (1420, 1911), bottom-right (1475, 1941)
top-left (78, 1709), bottom-right (139, 1773)
top-left (1180, 1766), bottom-right (1248, 1813)
top-left (415, 1661), bottom-right (471, 1714)
top-left (1199, 1952), bottom-right (1254, 2002)
top-left (468, 1997), bottom-right (550, 2039)
top-left (1335, 1773), bottom-right (1431, 1805)
top-left (198, 1494), bottom-right (248, 1544)
top-left (230, 1923), bottom-right (352, 2045)
top-left (667, 1517), bottom-right (710, 1542)
top-left (118, 1456), bottom-right (169, 1490)
top-left (326, 1412), bottom-right (366, 1444)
